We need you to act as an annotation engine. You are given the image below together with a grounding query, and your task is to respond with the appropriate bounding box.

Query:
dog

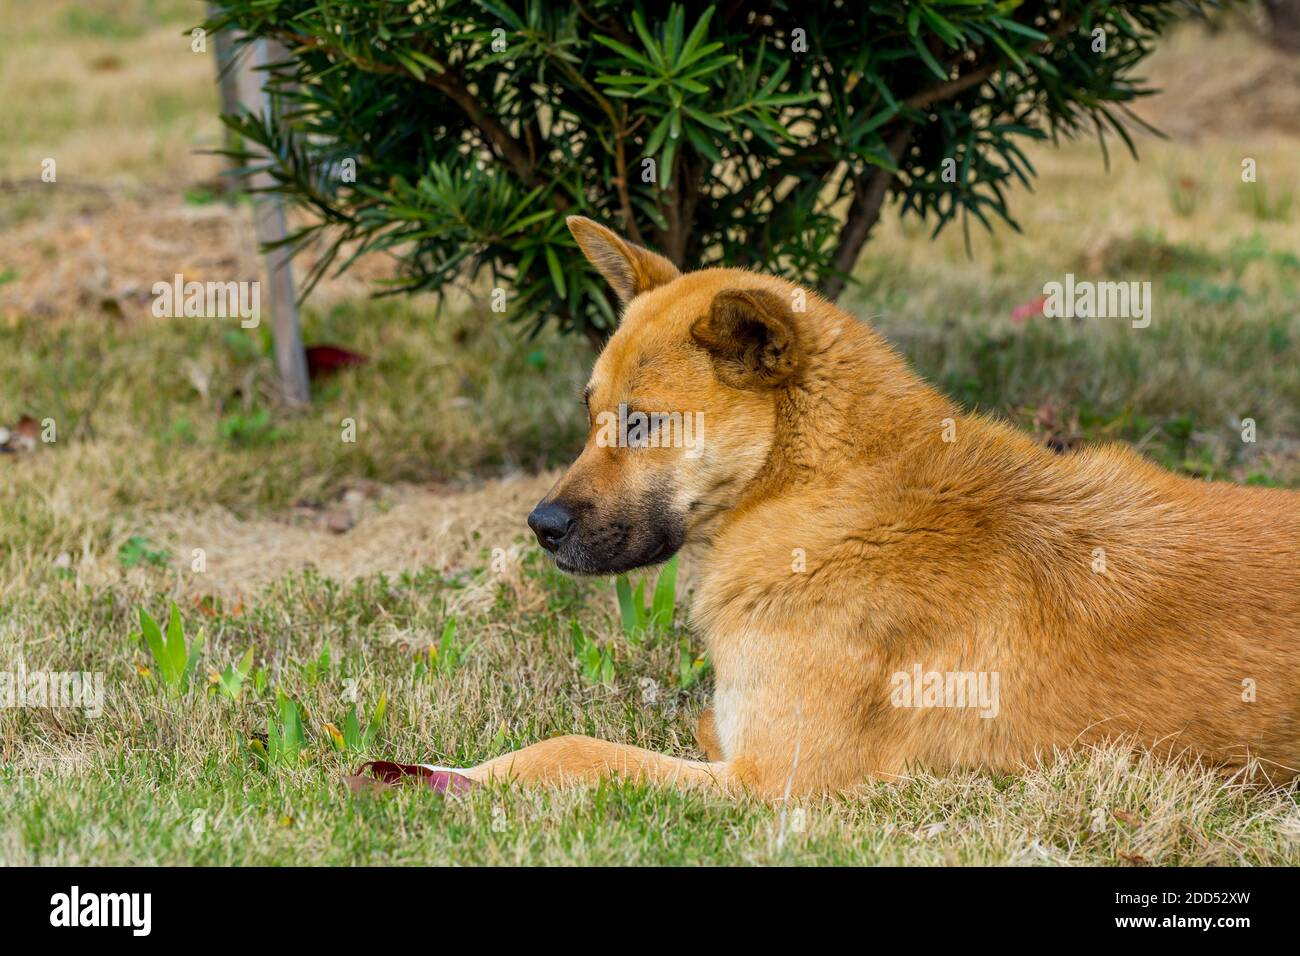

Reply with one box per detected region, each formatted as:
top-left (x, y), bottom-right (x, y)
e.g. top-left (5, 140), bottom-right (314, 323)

top-left (457, 216), bottom-right (1300, 796)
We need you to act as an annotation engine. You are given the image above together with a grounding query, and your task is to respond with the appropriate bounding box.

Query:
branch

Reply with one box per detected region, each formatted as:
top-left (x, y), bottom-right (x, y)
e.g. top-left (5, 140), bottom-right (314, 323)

top-left (275, 30), bottom-right (561, 208)
top-left (429, 69), bottom-right (541, 190)
top-left (904, 16), bottom-right (1080, 111)
top-left (820, 16), bottom-right (1081, 298)
top-left (820, 125), bottom-right (913, 301)
top-left (548, 54), bottom-right (642, 242)
top-left (611, 111), bottom-right (645, 246)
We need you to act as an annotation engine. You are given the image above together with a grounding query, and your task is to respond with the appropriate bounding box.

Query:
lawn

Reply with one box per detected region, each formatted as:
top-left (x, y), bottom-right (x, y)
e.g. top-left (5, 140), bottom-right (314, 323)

top-left (1, 1), bottom-right (1298, 865)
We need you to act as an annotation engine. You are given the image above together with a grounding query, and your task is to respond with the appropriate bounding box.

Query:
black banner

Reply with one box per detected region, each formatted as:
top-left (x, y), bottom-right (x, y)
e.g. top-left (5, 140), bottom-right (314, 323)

top-left (0, 865), bottom-right (1278, 940)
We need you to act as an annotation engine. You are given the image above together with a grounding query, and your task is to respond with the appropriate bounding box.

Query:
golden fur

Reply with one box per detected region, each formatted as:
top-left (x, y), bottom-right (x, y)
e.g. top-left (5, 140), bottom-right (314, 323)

top-left (464, 217), bottom-right (1300, 796)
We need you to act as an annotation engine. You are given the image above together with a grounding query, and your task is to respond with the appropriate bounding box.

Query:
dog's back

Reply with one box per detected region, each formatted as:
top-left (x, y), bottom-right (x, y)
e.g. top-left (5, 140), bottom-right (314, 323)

top-left (1029, 441), bottom-right (1300, 776)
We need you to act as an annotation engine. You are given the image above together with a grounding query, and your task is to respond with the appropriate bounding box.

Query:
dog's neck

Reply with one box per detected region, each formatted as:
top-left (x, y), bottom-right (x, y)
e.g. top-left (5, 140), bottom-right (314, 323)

top-left (682, 302), bottom-right (957, 574)
top-left (744, 302), bottom-right (955, 501)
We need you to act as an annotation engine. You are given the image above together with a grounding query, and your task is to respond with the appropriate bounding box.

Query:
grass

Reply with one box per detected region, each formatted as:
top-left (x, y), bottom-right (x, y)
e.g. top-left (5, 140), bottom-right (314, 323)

top-left (0, 0), bottom-right (222, 189)
top-left (2, 270), bottom-right (1296, 866)
top-left (5, 561), bottom-right (1298, 866)
top-left (2, 8), bottom-right (1299, 864)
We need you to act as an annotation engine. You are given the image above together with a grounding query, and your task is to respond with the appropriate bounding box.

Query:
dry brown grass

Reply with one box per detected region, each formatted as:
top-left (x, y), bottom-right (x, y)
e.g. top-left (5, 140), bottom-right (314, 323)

top-left (139, 471), bottom-right (560, 601)
top-left (0, 0), bottom-right (222, 186)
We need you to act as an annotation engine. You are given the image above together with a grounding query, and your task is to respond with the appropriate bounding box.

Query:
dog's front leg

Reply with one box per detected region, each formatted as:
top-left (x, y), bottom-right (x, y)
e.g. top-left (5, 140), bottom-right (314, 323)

top-left (462, 735), bottom-right (733, 793)
top-left (696, 707), bottom-right (725, 761)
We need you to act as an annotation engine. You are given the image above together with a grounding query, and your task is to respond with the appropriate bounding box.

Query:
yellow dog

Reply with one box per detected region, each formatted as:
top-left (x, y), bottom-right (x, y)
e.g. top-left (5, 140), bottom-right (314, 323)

top-left (460, 216), bottom-right (1300, 795)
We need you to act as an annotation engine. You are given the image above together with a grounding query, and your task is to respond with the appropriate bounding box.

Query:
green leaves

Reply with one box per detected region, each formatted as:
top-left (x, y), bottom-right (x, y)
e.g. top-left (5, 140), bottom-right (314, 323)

top-left (260, 692), bottom-right (307, 768)
top-left (614, 574), bottom-right (642, 638)
top-left (433, 617), bottom-right (470, 676)
top-left (595, 5), bottom-right (740, 187)
top-left (571, 619), bottom-right (614, 686)
top-left (595, 6), bottom-right (733, 97)
top-left (206, 0), bottom-right (1199, 338)
top-left (678, 639), bottom-right (709, 691)
top-left (118, 535), bottom-right (169, 569)
top-left (137, 603), bottom-right (203, 696)
top-left (650, 555), bottom-right (679, 636)
top-left (326, 695), bottom-right (387, 755)
top-left (129, 600), bottom-right (392, 772)
top-left (615, 554), bottom-right (679, 643)
top-left (412, 617), bottom-right (474, 679)
top-left (213, 647), bottom-right (255, 701)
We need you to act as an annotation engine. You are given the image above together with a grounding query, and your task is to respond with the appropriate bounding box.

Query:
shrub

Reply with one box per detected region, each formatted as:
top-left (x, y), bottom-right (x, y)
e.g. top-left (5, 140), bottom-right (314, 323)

top-left (207, 0), bottom-right (1207, 344)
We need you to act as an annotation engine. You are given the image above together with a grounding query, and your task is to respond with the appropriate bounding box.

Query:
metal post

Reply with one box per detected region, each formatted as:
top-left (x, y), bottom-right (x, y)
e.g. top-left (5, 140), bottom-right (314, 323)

top-left (228, 33), bottom-right (310, 406)
top-left (210, 9), bottom-right (242, 154)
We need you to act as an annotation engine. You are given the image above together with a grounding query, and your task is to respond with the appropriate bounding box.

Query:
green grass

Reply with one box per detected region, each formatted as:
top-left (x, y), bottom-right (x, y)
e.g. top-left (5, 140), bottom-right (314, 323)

top-left (8, 757), bottom-right (1295, 866)
top-left (0, 298), bottom-right (591, 570)
top-left (2, 269), bottom-right (1298, 864)
top-left (0, 0), bottom-right (228, 187)
top-left (852, 230), bottom-right (1300, 485)
top-left (4, 560), bottom-right (1297, 866)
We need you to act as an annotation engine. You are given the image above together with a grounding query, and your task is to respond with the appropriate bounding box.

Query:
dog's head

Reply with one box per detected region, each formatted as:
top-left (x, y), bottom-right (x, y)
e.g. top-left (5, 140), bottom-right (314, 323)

top-left (527, 216), bottom-right (807, 575)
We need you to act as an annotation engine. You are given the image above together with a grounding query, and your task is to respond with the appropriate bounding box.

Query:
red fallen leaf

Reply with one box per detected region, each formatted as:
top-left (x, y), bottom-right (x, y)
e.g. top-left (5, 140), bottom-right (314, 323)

top-left (13, 415), bottom-right (39, 439)
top-left (346, 761), bottom-right (475, 796)
top-left (305, 344), bottom-right (368, 379)
top-left (0, 415), bottom-right (40, 454)
top-left (1112, 809), bottom-right (1142, 827)
top-left (1118, 850), bottom-right (1149, 865)
top-left (1010, 295), bottom-right (1047, 325)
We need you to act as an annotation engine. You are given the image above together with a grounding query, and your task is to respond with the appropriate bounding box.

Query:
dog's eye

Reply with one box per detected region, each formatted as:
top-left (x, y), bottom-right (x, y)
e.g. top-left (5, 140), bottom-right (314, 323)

top-left (624, 409), bottom-right (656, 449)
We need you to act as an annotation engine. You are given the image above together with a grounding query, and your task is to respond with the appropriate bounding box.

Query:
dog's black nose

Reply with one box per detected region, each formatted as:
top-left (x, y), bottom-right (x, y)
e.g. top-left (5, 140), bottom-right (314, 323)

top-left (528, 501), bottom-right (575, 552)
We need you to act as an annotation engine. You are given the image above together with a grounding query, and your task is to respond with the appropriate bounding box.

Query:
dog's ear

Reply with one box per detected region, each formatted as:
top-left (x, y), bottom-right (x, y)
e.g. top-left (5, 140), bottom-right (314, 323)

top-left (566, 216), bottom-right (680, 305)
top-left (691, 288), bottom-right (804, 389)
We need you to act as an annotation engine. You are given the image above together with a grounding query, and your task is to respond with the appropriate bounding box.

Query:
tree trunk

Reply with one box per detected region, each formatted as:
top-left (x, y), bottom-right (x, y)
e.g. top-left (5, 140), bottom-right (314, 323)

top-left (209, 7), bottom-right (242, 158)
top-left (819, 126), bottom-right (914, 301)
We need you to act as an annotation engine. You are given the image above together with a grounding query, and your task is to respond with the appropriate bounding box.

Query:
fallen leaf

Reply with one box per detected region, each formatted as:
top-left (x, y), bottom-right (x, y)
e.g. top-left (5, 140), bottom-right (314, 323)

top-left (305, 344), bottom-right (368, 379)
top-left (0, 415), bottom-right (40, 453)
top-left (346, 761), bottom-right (475, 796)
top-left (1010, 295), bottom-right (1047, 324)
top-left (13, 416), bottom-right (38, 440)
